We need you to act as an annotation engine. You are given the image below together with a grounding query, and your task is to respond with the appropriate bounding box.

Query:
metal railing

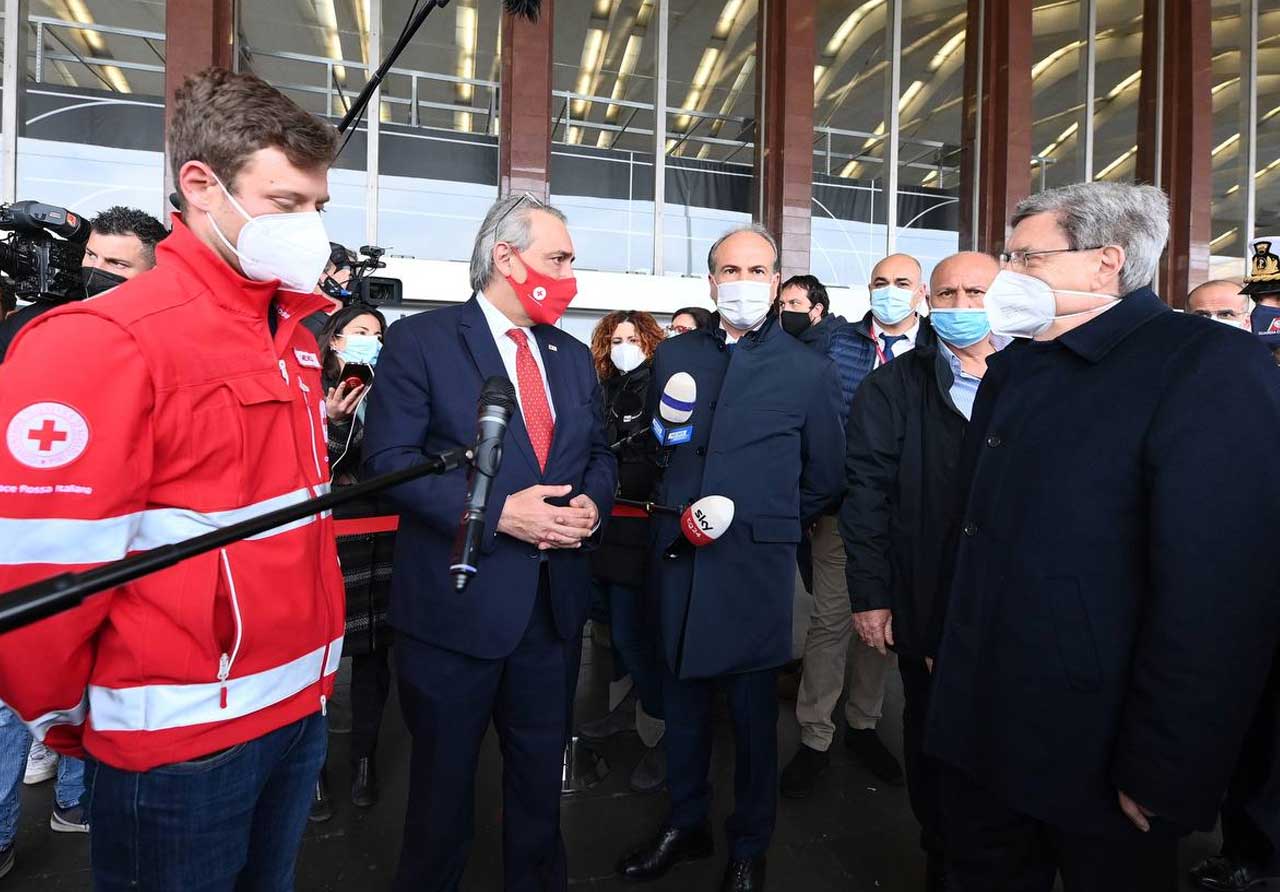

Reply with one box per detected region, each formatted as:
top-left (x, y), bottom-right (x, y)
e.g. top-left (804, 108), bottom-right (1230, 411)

top-left (28, 16), bottom-right (165, 90)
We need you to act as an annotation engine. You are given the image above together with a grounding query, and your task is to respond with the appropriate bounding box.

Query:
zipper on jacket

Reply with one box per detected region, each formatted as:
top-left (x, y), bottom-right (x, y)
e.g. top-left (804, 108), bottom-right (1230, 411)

top-left (278, 359), bottom-right (289, 383)
top-left (296, 375), bottom-right (324, 483)
top-left (216, 549), bottom-right (244, 709)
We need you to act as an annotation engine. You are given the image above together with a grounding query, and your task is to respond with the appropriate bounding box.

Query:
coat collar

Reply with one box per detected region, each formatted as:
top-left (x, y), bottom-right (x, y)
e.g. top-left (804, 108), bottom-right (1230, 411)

top-left (159, 213), bottom-right (325, 324)
top-left (1054, 288), bottom-right (1170, 363)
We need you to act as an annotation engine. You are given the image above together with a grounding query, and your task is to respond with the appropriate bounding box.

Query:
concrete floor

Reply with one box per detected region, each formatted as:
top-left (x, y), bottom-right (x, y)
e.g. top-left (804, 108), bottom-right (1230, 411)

top-left (6, 631), bottom-right (1223, 890)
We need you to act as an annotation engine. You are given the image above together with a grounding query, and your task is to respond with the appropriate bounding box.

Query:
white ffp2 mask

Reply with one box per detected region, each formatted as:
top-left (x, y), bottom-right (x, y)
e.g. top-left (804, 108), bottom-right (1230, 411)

top-left (208, 175), bottom-right (332, 293)
top-left (985, 270), bottom-right (1119, 339)
top-left (715, 279), bottom-right (774, 330)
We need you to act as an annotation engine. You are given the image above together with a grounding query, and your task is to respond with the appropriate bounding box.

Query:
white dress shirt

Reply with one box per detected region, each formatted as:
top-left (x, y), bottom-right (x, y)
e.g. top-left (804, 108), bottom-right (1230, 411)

top-left (477, 291), bottom-right (557, 422)
top-left (871, 317), bottom-right (921, 367)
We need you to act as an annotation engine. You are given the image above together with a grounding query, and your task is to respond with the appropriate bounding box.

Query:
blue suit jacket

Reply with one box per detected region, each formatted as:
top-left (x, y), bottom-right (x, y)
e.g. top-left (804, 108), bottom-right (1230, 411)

top-left (647, 316), bottom-right (846, 679)
top-left (926, 289), bottom-right (1280, 835)
top-left (361, 297), bottom-right (617, 659)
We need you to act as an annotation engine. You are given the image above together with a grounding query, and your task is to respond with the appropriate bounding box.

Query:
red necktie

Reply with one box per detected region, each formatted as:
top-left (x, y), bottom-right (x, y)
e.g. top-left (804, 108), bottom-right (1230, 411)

top-left (506, 328), bottom-right (555, 471)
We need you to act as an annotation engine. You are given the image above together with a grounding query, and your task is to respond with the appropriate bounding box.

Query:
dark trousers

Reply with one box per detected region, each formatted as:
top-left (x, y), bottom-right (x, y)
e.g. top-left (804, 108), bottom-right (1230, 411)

top-left (394, 577), bottom-right (581, 892)
top-left (596, 579), bottom-right (664, 720)
top-left (663, 663), bottom-right (778, 859)
top-left (899, 658), bottom-right (945, 873)
top-left (88, 713), bottom-right (327, 892)
top-left (940, 763), bottom-right (1177, 892)
top-left (350, 648), bottom-right (392, 764)
top-left (1220, 652), bottom-right (1280, 871)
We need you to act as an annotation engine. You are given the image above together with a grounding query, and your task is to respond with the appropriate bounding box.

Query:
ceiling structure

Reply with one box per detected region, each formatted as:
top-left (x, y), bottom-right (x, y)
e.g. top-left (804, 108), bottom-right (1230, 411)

top-left (13, 0), bottom-right (1280, 249)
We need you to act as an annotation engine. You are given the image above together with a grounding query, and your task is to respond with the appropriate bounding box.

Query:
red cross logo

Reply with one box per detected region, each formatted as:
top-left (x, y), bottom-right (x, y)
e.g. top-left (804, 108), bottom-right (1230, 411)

top-left (27, 419), bottom-right (68, 452)
top-left (6, 402), bottom-right (90, 469)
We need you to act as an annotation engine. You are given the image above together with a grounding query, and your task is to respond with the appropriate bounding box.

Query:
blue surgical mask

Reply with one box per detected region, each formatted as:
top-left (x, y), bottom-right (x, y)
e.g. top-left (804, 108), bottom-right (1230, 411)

top-left (870, 285), bottom-right (917, 326)
top-left (338, 333), bottom-right (382, 366)
top-left (929, 307), bottom-right (991, 348)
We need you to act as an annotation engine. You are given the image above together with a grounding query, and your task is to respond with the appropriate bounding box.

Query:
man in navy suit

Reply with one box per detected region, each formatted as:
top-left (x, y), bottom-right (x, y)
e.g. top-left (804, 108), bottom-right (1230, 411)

top-left (615, 225), bottom-right (845, 891)
top-left (362, 193), bottom-right (617, 892)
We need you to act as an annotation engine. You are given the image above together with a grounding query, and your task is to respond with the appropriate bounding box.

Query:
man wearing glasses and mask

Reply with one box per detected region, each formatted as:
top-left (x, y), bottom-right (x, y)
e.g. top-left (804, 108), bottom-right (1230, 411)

top-left (925, 181), bottom-right (1280, 891)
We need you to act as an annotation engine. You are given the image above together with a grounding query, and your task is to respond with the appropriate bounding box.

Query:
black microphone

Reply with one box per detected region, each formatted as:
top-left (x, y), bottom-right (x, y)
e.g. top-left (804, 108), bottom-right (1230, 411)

top-left (450, 376), bottom-right (518, 592)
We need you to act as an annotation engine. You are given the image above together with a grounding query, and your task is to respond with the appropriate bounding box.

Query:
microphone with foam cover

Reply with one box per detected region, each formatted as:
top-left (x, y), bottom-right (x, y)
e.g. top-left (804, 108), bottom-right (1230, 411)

top-left (665, 495), bottom-right (735, 558)
top-left (652, 371), bottom-right (697, 447)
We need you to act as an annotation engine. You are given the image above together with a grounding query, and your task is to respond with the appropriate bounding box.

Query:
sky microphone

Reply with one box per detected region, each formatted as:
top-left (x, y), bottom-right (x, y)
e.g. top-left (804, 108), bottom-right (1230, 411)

top-left (664, 495), bottom-right (734, 558)
top-left (450, 376), bottom-right (517, 592)
top-left (652, 371), bottom-right (696, 447)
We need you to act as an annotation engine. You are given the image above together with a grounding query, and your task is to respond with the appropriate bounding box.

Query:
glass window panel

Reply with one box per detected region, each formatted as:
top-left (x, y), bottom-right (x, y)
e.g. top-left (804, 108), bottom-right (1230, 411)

top-left (550, 0), bottom-right (657, 273)
top-left (811, 0), bottom-right (890, 291)
top-left (238, 0), bottom-right (369, 251)
top-left (1090, 1), bottom-right (1143, 184)
top-left (661, 0), bottom-right (756, 276)
top-left (893, 0), bottom-right (966, 283)
top-left (377, 0), bottom-right (500, 262)
top-left (17, 1), bottom-right (167, 218)
top-left (1030, 0), bottom-right (1081, 192)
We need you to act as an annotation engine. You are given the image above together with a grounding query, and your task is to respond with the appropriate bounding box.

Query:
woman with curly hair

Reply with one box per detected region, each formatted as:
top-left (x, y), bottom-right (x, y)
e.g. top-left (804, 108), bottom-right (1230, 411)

top-left (579, 310), bottom-right (669, 792)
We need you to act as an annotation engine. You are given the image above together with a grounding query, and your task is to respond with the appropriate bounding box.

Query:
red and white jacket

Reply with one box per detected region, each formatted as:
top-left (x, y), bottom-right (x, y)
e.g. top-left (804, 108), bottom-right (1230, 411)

top-left (0, 215), bottom-right (345, 771)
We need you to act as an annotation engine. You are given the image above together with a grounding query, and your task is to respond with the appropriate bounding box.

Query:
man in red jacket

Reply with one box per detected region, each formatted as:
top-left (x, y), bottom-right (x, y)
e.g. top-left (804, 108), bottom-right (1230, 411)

top-left (0, 68), bottom-right (345, 890)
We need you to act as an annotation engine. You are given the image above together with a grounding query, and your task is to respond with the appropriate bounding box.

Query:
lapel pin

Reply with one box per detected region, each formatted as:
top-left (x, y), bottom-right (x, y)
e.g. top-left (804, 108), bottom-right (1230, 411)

top-left (547, 344), bottom-right (558, 352)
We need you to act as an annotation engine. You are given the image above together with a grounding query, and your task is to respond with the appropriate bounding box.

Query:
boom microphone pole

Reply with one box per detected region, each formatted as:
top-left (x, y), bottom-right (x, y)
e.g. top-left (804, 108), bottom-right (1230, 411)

top-left (337, 0), bottom-right (544, 136)
top-left (0, 447), bottom-right (472, 635)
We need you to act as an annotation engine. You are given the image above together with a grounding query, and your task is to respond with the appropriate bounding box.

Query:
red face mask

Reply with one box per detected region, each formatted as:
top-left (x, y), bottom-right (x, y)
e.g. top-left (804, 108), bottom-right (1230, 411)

top-left (504, 250), bottom-right (577, 326)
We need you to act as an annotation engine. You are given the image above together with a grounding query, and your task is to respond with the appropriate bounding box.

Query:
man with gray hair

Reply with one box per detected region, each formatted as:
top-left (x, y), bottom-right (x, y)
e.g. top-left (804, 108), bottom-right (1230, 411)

top-left (363, 192), bottom-right (617, 891)
top-left (924, 181), bottom-right (1280, 890)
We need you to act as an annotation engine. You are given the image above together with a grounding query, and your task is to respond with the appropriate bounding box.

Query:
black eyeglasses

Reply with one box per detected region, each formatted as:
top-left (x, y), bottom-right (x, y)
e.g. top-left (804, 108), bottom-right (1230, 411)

top-left (999, 246), bottom-right (1107, 267)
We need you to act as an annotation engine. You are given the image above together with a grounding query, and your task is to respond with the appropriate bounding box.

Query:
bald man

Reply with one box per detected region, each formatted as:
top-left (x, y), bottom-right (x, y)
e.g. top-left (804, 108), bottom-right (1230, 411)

top-left (840, 250), bottom-right (1004, 891)
top-left (783, 253), bottom-right (929, 799)
top-left (1187, 279), bottom-right (1252, 330)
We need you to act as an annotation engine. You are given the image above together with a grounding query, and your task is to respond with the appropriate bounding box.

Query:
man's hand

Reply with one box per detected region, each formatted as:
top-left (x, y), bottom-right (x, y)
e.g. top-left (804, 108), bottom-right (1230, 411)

top-left (496, 484), bottom-right (595, 549)
top-left (1118, 790), bottom-right (1156, 832)
top-left (853, 608), bottom-right (894, 655)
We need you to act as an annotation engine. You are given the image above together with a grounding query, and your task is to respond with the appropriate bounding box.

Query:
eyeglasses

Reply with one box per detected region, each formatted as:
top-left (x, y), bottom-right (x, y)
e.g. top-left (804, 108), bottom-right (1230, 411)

top-left (666, 324), bottom-right (694, 335)
top-left (998, 246), bottom-right (1107, 268)
top-left (491, 191), bottom-right (547, 239)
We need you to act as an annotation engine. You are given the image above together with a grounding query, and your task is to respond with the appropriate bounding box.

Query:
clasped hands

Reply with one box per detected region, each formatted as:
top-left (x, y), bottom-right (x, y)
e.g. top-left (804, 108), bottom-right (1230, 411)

top-left (496, 484), bottom-right (598, 551)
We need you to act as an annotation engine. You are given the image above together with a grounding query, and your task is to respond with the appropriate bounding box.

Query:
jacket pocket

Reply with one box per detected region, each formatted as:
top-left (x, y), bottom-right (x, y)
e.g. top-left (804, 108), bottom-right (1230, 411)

top-left (187, 372), bottom-right (294, 502)
top-left (213, 549), bottom-right (244, 709)
top-left (1044, 575), bottom-right (1102, 691)
top-left (751, 515), bottom-right (801, 544)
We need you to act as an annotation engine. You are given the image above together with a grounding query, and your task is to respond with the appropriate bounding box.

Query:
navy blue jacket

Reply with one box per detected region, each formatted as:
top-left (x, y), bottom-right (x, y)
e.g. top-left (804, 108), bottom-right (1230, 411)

top-left (647, 315), bottom-right (845, 679)
top-left (362, 297), bottom-right (617, 659)
top-left (827, 311), bottom-right (932, 427)
top-left (925, 289), bottom-right (1280, 836)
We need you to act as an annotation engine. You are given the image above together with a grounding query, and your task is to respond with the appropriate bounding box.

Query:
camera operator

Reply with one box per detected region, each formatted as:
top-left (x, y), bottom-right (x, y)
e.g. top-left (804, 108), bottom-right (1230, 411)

top-left (0, 205), bottom-right (166, 361)
top-left (0, 67), bottom-right (345, 889)
top-left (79, 206), bottom-right (167, 299)
top-left (301, 242), bottom-right (358, 340)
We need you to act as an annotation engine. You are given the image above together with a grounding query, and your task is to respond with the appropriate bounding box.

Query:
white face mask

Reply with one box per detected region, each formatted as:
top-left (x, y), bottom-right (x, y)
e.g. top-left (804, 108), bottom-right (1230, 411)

top-left (985, 270), bottom-right (1119, 339)
top-left (207, 174), bottom-right (332, 293)
top-left (610, 341), bottom-right (646, 374)
top-left (715, 279), bottom-right (774, 330)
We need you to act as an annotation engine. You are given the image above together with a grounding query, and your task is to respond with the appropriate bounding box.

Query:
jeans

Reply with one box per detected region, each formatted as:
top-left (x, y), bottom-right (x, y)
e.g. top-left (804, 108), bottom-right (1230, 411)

top-left (593, 578), bottom-right (663, 721)
top-left (89, 712), bottom-right (327, 892)
top-left (0, 703), bottom-right (85, 846)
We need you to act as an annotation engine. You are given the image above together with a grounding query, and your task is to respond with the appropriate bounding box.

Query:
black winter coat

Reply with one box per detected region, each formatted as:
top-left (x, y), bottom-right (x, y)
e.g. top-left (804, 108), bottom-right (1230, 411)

top-left (591, 362), bottom-right (658, 585)
top-left (839, 324), bottom-right (966, 658)
top-left (925, 289), bottom-right (1280, 836)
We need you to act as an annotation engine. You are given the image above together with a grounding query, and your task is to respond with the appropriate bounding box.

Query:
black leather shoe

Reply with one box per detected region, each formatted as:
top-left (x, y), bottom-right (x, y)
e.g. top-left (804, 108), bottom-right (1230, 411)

top-left (1190, 855), bottom-right (1277, 891)
top-left (308, 770), bottom-right (333, 823)
top-left (616, 824), bottom-right (714, 881)
top-left (721, 856), bottom-right (766, 891)
top-left (351, 757), bottom-right (378, 808)
top-left (845, 727), bottom-right (904, 786)
top-left (780, 743), bottom-right (830, 799)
